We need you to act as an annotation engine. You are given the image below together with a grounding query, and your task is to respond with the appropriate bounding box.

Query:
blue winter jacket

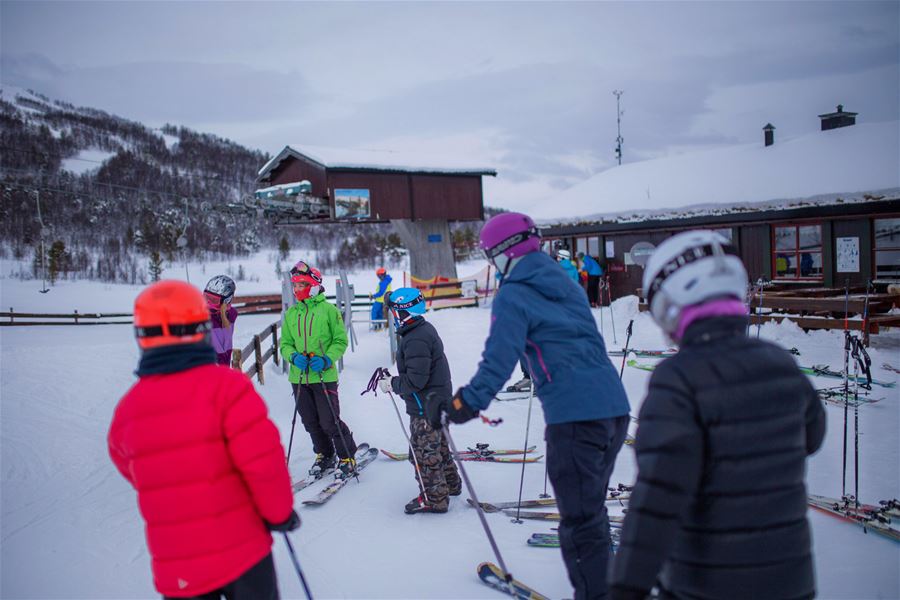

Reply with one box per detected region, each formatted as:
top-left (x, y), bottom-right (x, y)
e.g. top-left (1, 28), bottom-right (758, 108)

top-left (559, 259), bottom-right (579, 282)
top-left (461, 252), bottom-right (630, 425)
top-left (581, 255), bottom-right (603, 276)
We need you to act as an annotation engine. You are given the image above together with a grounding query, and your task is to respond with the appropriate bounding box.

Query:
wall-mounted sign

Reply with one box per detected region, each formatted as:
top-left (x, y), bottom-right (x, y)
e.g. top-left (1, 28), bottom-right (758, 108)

top-left (629, 242), bottom-right (656, 267)
top-left (836, 237), bottom-right (860, 273)
top-left (334, 189), bottom-right (371, 219)
top-left (427, 234), bottom-right (442, 243)
top-left (605, 240), bottom-right (615, 258)
top-left (461, 280), bottom-right (477, 298)
top-left (609, 263), bottom-right (626, 272)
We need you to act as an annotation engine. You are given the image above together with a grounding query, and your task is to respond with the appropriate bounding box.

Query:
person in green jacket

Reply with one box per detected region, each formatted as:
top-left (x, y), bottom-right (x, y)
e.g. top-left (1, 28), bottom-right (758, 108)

top-left (280, 260), bottom-right (358, 479)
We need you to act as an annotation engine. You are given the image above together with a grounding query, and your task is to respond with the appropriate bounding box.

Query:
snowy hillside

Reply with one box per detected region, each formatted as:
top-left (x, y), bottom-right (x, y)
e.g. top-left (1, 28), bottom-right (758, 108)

top-left (531, 120), bottom-right (899, 224)
top-left (1, 254), bottom-right (898, 599)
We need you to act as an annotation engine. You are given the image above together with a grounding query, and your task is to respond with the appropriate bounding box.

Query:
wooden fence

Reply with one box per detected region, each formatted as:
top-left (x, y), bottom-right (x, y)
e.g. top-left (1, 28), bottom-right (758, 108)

top-left (0, 309), bottom-right (132, 326)
top-left (232, 320), bottom-right (281, 384)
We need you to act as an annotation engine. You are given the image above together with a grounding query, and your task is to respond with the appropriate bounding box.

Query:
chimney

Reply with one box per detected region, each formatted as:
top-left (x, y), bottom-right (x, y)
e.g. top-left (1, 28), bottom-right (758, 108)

top-left (763, 123), bottom-right (775, 147)
top-left (818, 104), bottom-right (858, 131)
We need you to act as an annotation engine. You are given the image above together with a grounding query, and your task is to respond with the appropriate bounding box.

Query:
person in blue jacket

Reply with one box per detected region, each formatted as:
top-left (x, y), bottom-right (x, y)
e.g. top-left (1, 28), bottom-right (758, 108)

top-left (556, 248), bottom-right (580, 283)
top-left (370, 267), bottom-right (392, 331)
top-left (578, 251), bottom-right (604, 307)
top-left (443, 212), bottom-right (630, 600)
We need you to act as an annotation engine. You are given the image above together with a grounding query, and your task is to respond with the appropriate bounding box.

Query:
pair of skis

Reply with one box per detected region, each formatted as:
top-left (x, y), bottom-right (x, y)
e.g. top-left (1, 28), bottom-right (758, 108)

top-left (526, 529), bottom-right (621, 549)
top-left (290, 442), bottom-right (372, 493)
top-left (467, 489), bottom-right (630, 513)
top-left (298, 444), bottom-right (379, 506)
top-left (807, 494), bottom-right (900, 543)
top-left (381, 444), bottom-right (542, 463)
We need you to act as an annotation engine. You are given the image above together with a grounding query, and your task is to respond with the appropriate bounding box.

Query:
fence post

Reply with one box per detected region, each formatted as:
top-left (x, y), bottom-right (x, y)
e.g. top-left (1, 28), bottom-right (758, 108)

top-left (9, 307), bottom-right (13, 324)
top-left (272, 323), bottom-right (280, 367)
top-left (254, 334), bottom-right (265, 385)
top-left (231, 348), bottom-right (242, 371)
top-left (74, 309), bottom-right (79, 325)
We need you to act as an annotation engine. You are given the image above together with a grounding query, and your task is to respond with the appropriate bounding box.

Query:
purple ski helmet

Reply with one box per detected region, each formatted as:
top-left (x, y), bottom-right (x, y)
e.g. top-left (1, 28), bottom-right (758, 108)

top-left (479, 212), bottom-right (542, 263)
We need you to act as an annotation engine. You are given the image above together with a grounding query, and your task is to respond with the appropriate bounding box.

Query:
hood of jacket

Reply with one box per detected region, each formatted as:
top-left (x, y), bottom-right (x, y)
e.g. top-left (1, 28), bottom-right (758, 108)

top-left (503, 252), bottom-right (569, 301)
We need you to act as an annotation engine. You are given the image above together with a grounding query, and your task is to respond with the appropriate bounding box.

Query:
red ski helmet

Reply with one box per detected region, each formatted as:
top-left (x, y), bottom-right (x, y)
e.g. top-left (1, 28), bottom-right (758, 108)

top-left (134, 280), bottom-right (211, 350)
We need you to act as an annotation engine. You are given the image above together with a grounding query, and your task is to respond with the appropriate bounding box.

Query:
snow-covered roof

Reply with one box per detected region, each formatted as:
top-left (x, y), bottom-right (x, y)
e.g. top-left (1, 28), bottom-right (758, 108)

top-left (257, 144), bottom-right (497, 179)
top-left (532, 120), bottom-right (899, 225)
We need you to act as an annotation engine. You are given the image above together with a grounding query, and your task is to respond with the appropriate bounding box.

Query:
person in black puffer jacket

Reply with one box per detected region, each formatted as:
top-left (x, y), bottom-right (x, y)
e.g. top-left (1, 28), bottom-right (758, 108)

top-left (610, 231), bottom-right (826, 600)
top-left (379, 287), bottom-right (461, 514)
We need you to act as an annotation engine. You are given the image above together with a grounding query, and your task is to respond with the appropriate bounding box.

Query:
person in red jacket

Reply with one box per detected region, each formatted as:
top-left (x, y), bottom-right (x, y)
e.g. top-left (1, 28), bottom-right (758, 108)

top-left (108, 280), bottom-right (299, 599)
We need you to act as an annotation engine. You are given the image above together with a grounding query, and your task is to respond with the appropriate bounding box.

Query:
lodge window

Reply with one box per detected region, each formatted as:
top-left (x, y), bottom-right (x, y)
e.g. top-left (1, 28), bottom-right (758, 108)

top-left (772, 224), bottom-right (823, 279)
top-left (874, 218), bottom-right (900, 280)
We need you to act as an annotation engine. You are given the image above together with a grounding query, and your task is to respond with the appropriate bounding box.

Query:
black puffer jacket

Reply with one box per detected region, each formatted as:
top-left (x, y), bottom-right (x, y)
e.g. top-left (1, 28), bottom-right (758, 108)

top-left (610, 316), bottom-right (826, 600)
top-left (391, 319), bottom-right (453, 418)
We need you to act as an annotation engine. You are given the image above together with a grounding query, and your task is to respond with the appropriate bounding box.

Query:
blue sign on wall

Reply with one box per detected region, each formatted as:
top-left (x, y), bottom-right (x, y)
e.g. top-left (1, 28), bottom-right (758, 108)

top-left (427, 234), bottom-right (442, 243)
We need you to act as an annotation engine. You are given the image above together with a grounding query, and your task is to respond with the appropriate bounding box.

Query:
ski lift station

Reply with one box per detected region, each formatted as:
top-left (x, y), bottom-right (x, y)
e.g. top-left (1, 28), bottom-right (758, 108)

top-left (254, 144), bottom-right (496, 280)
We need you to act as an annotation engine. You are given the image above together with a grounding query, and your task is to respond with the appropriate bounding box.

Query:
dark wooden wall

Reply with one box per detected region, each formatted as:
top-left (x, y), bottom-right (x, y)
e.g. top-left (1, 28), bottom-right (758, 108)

top-left (411, 174), bottom-right (483, 220)
top-left (737, 224), bottom-right (771, 283)
top-left (267, 157), bottom-right (327, 195)
top-left (832, 218), bottom-right (873, 287)
top-left (328, 172), bottom-right (412, 220)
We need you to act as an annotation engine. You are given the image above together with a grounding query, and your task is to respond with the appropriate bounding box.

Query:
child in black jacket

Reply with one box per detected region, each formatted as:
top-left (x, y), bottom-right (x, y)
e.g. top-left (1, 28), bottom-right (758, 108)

top-left (379, 287), bottom-right (461, 514)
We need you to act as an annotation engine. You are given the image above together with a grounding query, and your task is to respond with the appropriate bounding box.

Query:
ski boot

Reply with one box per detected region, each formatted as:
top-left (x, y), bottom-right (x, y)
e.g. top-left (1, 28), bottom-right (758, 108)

top-left (405, 494), bottom-right (449, 514)
top-left (335, 457), bottom-right (357, 480)
top-left (309, 453), bottom-right (336, 478)
top-left (505, 376), bottom-right (532, 393)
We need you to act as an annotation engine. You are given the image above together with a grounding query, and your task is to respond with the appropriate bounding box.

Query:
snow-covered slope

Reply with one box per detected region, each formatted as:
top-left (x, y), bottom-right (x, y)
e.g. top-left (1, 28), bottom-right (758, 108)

top-left (1, 257), bottom-right (898, 599)
top-left (532, 121), bottom-right (899, 223)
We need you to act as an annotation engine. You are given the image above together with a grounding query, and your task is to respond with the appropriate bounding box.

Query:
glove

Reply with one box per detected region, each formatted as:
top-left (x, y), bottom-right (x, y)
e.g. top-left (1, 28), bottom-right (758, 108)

top-left (309, 355), bottom-right (332, 372)
top-left (266, 509), bottom-right (301, 532)
top-left (379, 377), bottom-right (393, 394)
top-left (290, 353), bottom-right (309, 370)
top-left (424, 392), bottom-right (447, 429)
top-left (445, 388), bottom-right (479, 425)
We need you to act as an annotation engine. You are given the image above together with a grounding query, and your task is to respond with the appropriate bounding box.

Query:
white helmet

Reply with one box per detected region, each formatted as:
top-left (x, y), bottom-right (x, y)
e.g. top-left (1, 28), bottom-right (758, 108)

top-left (642, 230), bottom-right (748, 335)
top-left (557, 249), bottom-right (571, 260)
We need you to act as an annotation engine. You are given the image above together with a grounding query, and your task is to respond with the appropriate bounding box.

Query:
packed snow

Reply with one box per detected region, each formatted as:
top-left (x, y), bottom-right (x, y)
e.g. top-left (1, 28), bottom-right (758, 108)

top-left (1, 252), bottom-right (898, 599)
top-left (59, 148), bottom-right (117, 175)
top-left (530, 121), bottom-right (900, 223)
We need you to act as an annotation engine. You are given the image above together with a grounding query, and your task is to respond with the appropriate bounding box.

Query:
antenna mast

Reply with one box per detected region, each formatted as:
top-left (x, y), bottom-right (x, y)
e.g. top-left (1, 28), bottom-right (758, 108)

top-left (613, 90), bottom-right (624, 166)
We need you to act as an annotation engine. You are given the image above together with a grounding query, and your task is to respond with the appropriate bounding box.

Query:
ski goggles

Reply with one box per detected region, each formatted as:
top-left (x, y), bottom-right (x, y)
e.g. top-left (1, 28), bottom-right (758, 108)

top-left (204, 291), bottom-right (224, 306)
top-left (290, 261), bottom-right (322, 284)
top-left (482, 227), bottom-right (541, 260)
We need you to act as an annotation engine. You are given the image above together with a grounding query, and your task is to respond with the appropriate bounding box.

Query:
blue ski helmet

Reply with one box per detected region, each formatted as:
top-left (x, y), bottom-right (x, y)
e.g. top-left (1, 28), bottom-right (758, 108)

top-left (386, 287), bottom-right (426, 328)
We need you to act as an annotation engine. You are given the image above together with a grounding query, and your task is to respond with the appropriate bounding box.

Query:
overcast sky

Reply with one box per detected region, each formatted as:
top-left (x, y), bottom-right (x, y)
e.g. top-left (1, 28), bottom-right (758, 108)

top-left (1, 1), bottom-right (897, 212)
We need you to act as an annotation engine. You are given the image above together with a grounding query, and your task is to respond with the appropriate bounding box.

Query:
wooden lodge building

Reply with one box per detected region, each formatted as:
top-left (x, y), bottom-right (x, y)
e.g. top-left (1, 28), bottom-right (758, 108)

top-left (539, 108), bottom-right (899, 313)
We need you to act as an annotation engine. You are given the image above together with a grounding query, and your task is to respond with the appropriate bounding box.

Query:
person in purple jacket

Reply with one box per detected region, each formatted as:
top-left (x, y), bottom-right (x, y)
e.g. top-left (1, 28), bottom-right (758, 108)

top-left (204, 275), bottom-right (238, 366)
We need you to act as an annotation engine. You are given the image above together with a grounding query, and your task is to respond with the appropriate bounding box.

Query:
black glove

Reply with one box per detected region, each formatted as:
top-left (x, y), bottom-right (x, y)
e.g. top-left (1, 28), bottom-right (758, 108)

top-left (445, 388), bottom-right (479, 424)
top-left (424, 392), bottom-right (447, 429)
top-left (609, 585), bottom-right (651, 600)
top-left (266, 509), bottom-right (301, 532)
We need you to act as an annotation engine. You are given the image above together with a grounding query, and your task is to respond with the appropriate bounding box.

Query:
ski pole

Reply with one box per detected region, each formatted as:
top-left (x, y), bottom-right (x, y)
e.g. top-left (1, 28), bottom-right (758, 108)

top-left (316, 342), bottom-right (359, 483)
top-left (540, 462), bottom-right (550, 499)
top-left (286, 390), bottom-right (299, 466)
top-left (283, 533), bottom-right (314, 600)
top-left (851, 337), bottom-right (862, 509)
top-left (841, 279), bottom-right (850, 498)
top-left (598, 278), bottom-right (605, 338)
top-left (375, 369), bottom-right (430, 503)
top-left (862, 279), bottom-right (872, 347)
top-left (755, 279), bottom-right (765, 338)
top-left (512, 382), bottom-right (536, 524)
top-left (619, 319), bottom-right (634, 380)
top-left (607, 275), bottom-right (618, 344)
top-left (442, 418), bottom-right (515, 588)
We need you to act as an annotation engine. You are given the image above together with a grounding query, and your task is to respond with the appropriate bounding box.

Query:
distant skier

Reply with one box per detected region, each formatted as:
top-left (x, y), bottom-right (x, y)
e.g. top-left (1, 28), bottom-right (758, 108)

top-left (609, 231), bottom-right (826, 600)
top-left (378, 287), bottom-right (462, 514)
top-left (577, 252), bottom-right (604, 307)
top-left (204, 275), bottom-right (238, 366)
top-left (443, 212), bottom-right (630, 600)
top-left (370, 267), bottom-right (392, 331)
top-left (280, 260), bottom-right (359, 479)
top-left (108, 280), bottom-right (298, 600)
top-left (556, 248), bottom-right (580, 283)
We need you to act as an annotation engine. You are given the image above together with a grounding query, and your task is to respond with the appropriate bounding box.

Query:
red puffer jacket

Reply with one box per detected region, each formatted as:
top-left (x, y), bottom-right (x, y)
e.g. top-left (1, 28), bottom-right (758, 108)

top-left (108, 364), bottom-right (293, 597)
